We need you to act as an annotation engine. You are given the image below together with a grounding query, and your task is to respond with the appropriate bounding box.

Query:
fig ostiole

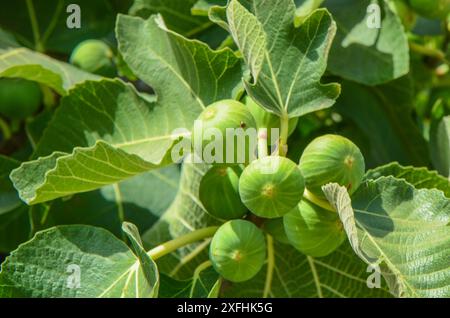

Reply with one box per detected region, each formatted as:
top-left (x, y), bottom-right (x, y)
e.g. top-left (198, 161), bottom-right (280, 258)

top-left (239, 156), bottom-right (305, 218)
top-left (199, 165), bottom-right (247, 220)
top-left (299, 134), bottom-right (365, 200)
top-left (192, 99), bottom-right (257, 165)
top-left (70, 39), bottom-right (116, 77)
top-left (209, 219), bottom-right (266, 282)
top-left (0, 78), bottom-right (42, 120)
top-left (283, 199), bottom-right (346, 257)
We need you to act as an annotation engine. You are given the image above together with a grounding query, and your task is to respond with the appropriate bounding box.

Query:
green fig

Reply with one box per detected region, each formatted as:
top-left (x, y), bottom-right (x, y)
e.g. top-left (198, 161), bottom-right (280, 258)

top-left (284, 199), bottom-right (346, 257)
top-left (239, 156), bottom-right (305, 218)
top-left (192, 100), bottom-right (257, 164)
top-left (70, 40), bottom-right (115, 77)
top-left (209, 219), bottom-right (266, 282)
top-left (0, 78), bottom-right (41, 120)
top-left (199, 165), bottom-right (247, 220)
top-left (299, 134), bottom-right (365, 200)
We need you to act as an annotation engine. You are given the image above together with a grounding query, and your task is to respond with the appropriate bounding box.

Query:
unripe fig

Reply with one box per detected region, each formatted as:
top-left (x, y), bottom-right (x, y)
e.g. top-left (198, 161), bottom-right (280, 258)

top-left (0, 78), bottom-right (41, 120)
top-left (299, 134), bottom-right (365, 200)
top-left (209, 219), bottom-right (266, 282)
top-left (199, 165), bottom-right (247, 220)
top-left (246, 97), bottom-right (298, 144)
top-left (239, 156), bottom-right (305, 218)
top-left (192, 100), bottom-right (257, 164)
top-left (284, 199), bottom-right (346, 257)
top-left (262, 218), bottom-right (290, 244)
top-left (70, 40), bottom-right (116, 77)
top-left (408, 0), bottom-right (450, 19)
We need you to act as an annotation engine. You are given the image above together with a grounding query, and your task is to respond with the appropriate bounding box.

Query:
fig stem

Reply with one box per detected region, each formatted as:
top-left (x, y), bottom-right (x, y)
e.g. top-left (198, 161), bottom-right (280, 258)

top-left (279, 113), bottom-right (289, 156)
top-left (147, 226), bottom-right (219, 260)
top-left (26, 0), bottom-right (44, 52)
top-left (409, 42), bottom-right (448, 63)
top-left (303, 189), bottom-right (336, 213)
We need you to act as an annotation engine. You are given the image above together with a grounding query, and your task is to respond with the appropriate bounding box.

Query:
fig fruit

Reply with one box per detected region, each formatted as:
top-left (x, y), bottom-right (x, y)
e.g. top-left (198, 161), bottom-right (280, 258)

top-left (408, 0), bottom-right (450, 19)
top-left (299, 134), bottom-right (365, 200)
top-left (284, 199), bottom-right (346, 257)
top-left (0, 78), bottom-right (41, 120)
top-left (209, 219), bottom-right (266, 282)
top-left (70, 40), bottom-right (115, 77)
top-left (199, 165), bottom-right (247, 220)
top-left (262, 218), bottom-right (290, 244)
top-left (239, 156), bottom-right (305, 218)
top-left (192, 100), bottom-right (257, 164)
top-left (391, 0), bottom-right (417, 30)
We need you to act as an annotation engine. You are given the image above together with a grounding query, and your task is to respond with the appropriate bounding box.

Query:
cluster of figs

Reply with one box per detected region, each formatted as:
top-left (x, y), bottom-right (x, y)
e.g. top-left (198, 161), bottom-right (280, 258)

top-left (195, 99), bottom-right (366, 283)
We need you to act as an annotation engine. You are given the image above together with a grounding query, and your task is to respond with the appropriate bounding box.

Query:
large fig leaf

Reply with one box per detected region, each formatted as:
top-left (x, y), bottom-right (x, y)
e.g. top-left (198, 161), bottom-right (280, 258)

top-left (323, 177), bottom-right (450, 297)
top-left (211, 0), bottom-right (340, 118)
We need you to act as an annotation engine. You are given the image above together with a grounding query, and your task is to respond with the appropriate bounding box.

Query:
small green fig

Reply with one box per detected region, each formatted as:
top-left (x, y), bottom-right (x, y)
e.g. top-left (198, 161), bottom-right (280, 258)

top-left (239, 156), bottom-right (305, 218)
top-left (199, 165), bottom-right (247, 220)
top-left (408, 0), bottom-right (450, 19)
top-left (299, 134), bottom-right (365, 200)
top-left (192, 100), bottom-right (257, 164)
top-left (284, 199), bottom-right (346, 257)
top-left (209, 219), bottom-right (266, 282)
top-left (262, 218), bottom-right (290, 244)
top-left (70, 40), bottom-right (115, 77)
top-left (246, 97), bottom-right (298, 144)
top-left (0, 78), bottom-right (42, 120)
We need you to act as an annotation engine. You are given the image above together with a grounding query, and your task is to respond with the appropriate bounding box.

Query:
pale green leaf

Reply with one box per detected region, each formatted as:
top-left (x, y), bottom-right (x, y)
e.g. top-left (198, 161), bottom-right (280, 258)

top-left (323, 177), bottom-right (450, 297)
top-left (324, 0), bottom-right (409, 85)
top-left (0, 225), bottom-right (160, 298)
top-left (222, 0), bottom-right (340, 117)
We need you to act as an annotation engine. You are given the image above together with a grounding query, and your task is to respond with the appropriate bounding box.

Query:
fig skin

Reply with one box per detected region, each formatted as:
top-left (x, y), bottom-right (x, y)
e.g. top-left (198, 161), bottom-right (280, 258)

top-left (0, 78), bottom-right (41, 120)
top-left (245, 97), bottom-right (298, 144)
top-left (408, 0), bottom-right (450, 19)
top-left (192, 100), bottom-right (257, 164)
top-left (70, 40), bottom-right (116, 77)
top-left (299, 134), bottom-right (365, 200)
top-left (239, 156), bottom-right (305, 218)
top-left (284, 199), bottom-right (346, 257)
top-left (199, 165), bottom-right (247, 220)
top-left (209, 219), bottom-right (266, 282)
top-left (262, 218), bottom-right (290, 244)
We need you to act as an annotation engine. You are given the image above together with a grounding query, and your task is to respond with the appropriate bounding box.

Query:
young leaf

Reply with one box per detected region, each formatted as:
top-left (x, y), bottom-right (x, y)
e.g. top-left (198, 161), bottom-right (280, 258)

top-left (214, 0), bottom-right (340, 118)
top-left (323, 0), bottom-right (409, 85)
top-left (0, 225), bottom-right (159, 298)
top-left (366, 162), bottom-right (450, 198)
top-left (323, 177), bottom-right (450, 297)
